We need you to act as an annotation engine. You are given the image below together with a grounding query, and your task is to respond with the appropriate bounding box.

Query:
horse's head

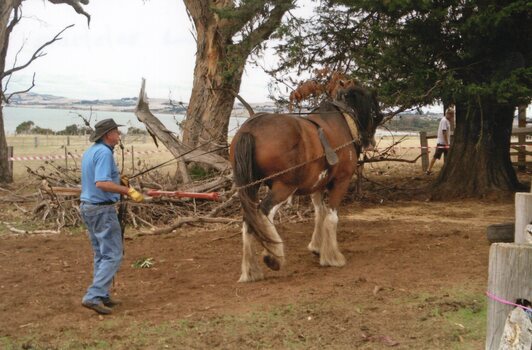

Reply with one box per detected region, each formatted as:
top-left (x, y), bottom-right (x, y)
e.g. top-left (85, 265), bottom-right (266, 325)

top-left (335, 84), bottom-right (384, 149)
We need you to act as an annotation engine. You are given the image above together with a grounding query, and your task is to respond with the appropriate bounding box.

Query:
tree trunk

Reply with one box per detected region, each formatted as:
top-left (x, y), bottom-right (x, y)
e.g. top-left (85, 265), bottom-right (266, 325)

top-left (0, 106), bottom-right (12, 183)
top-left (433, 100), bottom-right (524, 198)
top-left (0, 0), bottom-right (18, 183)
top-left (183, 56), bottom-right (242, 154)
top-left (182, 1), bottom-right (293, 154)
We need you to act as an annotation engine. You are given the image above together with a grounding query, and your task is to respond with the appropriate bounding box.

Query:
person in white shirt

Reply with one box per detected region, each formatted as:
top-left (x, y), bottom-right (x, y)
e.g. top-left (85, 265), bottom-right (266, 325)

top-left (426, 107), bottom-right (454, 175)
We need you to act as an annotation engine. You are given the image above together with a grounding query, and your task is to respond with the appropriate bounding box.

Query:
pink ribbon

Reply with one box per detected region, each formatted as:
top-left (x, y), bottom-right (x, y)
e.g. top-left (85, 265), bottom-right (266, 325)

top-left (486, 291), bottom-right (532, 312)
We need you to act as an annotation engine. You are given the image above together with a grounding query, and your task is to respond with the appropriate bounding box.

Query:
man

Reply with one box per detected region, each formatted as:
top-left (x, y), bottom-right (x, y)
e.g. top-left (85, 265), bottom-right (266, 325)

top-left (80, 118), bottom-right (144, 315)
top-left (426, 107), bottom-right (454, 175)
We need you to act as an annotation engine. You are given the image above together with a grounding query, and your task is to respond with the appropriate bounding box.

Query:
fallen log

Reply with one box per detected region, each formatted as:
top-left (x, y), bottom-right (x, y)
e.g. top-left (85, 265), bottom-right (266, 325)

top-left (134, 79), bottom-right (230, 173)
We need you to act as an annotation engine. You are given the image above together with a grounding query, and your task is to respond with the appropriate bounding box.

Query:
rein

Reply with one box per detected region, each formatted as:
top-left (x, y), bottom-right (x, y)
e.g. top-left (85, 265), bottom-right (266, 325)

top-left (234, 102), bottom-right (363, 191)
top-left (127, 143), bottom-right (228, 180)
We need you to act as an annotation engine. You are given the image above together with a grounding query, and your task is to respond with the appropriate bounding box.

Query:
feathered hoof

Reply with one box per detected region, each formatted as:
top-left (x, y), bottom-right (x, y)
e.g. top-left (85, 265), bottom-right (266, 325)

top-left (238, 270), bottom-right (264, 283)
top-left (263, 255), bottom-right (281, 271)
top-left (307, 244), bottom-right (320, 256)
top-left (320, 253), bottom-right (346, 267)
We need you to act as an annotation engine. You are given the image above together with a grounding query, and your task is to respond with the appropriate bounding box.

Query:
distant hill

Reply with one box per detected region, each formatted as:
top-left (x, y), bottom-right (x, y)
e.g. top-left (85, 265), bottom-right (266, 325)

top-left (7, 92), bottom-right (187, 114)
top-left (7, 92), bottom-right (278, 115)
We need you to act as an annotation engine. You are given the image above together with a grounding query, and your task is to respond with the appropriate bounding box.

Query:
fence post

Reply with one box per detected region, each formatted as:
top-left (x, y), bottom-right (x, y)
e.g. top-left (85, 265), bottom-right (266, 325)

top-left (64, 146), bottom-right (68, 170)
top-left (67, 135), bottom-right (70, 146)
top-left (517, 105), bottom-right (526, 171)
top-left (419, 131), bottom-right (429, 171)
top-left (131, 146), bottom-right (135, 174)
top-left (34, 136), bottom-right (38, 148)
top-left (515, 192), bottom-right (532, 244)
top-left (8, 146), bottom-right (13, 179)
top-left (486, 243), bottom-right (532, 349)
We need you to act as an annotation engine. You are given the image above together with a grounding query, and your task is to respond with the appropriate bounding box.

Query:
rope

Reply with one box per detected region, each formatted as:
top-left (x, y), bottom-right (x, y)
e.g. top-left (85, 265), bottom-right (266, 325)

top-left (486, 291), bottom-right (532, 313)
top-left (234, 137), bottom-right (359, 191)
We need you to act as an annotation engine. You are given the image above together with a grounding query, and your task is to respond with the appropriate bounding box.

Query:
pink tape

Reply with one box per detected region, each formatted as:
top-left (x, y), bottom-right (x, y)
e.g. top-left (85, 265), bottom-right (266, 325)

top-left (486, 291), bottom-right (532, 312)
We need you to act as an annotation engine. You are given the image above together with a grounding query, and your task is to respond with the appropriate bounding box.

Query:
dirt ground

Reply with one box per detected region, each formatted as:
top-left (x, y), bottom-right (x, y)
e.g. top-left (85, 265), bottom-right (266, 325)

top-left (0, 163), bottom-right (524, 349)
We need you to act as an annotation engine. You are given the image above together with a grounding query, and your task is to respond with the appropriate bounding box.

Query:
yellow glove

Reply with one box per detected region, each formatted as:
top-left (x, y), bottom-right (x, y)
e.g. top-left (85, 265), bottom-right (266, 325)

top-left (127, 187), bottom-right (144, 203)
top-left (120, 175), bottom-right (129, 187)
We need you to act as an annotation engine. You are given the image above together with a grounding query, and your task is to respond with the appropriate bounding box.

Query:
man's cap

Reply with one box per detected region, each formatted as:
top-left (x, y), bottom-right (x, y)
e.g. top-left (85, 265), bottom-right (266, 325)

top-left (89, 118), bottom-right (123, 142)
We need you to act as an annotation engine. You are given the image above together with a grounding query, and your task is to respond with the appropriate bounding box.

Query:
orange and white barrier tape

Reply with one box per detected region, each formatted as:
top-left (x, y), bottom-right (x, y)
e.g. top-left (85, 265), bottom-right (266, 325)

top-left (8, 149), bottom-right (170, 161)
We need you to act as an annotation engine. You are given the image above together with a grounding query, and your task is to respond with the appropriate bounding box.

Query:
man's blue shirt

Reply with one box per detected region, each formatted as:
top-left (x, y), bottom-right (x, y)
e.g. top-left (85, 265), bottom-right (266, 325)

top-left (80, 142), bottom-right (120, 204)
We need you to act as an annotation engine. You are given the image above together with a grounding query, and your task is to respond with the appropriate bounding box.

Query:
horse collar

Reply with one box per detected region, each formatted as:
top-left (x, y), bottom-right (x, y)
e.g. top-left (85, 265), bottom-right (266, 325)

top-left (329, 101), bottom-right (362, 145)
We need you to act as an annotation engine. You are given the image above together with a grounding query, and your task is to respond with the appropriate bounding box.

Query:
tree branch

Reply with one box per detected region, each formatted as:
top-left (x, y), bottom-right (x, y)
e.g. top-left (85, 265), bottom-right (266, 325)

top-left (47, 0), bottom-right (90, 25)
top-left (234, 1), bottom-right (294, 52)
top-left (3, 72), bottom-right (35, 103)
top-left (2, 24), bottom-right (74, 79)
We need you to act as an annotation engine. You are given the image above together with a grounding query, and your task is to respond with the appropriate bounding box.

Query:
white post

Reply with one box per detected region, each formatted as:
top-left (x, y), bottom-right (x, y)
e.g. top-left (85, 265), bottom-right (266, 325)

top-left (485, 243), bottom-right (532, 350)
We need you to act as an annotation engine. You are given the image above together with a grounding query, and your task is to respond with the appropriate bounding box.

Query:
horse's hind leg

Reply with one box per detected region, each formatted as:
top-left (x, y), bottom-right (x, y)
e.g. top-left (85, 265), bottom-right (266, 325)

top-left (238, 221), bottom-right (264, 282)
top-left (319, 179), bottom-right (348, 267)
top-left (258, 184), bottom-right (295, 271)
top-left (308, 191), bottom-right (326, 255)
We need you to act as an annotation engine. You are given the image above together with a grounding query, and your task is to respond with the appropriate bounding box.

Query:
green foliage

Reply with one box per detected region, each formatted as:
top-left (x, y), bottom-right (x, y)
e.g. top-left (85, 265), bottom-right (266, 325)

top-left (15, 121), bottom-right (34, 134)
top-left (188, 163), bottom-right (215, 181)
top-left (127, 126), bottom-right (147, 135)
top-left (272, 0), bottom-right (531, 110)
top-left (32, 126), bottom-right (54, 135)
top-left (56, 124), bottom-right (91, 135)
top-left (387, 114), bottom-right (440, 132)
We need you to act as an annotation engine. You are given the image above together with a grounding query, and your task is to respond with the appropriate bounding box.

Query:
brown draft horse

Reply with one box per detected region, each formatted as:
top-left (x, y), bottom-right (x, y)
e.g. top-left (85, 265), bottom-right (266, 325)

top-left (229, 84), bottom-right (383, 282)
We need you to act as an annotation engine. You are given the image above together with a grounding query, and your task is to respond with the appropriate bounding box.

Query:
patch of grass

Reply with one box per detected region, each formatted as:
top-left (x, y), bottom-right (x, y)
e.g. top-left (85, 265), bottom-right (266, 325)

top-left (443, 293), bottom-right (486, 349)
top-left (397, 288), bottom-right (486, 349)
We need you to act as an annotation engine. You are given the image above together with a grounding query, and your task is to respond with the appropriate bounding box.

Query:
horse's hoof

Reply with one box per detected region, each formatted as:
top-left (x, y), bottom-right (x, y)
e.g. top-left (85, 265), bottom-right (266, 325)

top-left (307, 243), bottom-right (320, 256)
top-left (320, 254), bottom-right (346, 267)
top-left (238, 271), bottom-right (264, 283)
top-left (263, 255), bottom-right (281, 271)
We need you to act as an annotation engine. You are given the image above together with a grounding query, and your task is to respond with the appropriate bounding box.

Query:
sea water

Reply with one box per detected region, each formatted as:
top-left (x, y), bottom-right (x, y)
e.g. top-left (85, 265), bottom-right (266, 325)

top-left (2, 107), bottom-right (249, 136)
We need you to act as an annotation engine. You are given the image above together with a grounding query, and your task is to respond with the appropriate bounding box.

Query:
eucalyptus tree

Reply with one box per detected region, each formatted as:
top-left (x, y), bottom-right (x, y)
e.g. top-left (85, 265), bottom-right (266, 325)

top-left (182, 0), bottom-right (295, 153)
top-left (0, 0), bottom-right (89, 183)
top-left (272, 0), bottom-right (531, 197)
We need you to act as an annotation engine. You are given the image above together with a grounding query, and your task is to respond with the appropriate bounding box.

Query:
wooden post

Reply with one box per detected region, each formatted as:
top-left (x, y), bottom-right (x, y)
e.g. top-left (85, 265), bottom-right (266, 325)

top-left (64, 147), bottom-right (68, 170)
top-left (131, 146), bottom-right (135, 174)
top-left (34, 136), bottom-right (38, 148)
top-left (8, 146), bottom-right (13, 179)
top-left (517, 105), bottom-right (526, 171)
top-left (419, 131), bottom-right (429, 171)
top-left (515, 192), bottom-right (532, 244)
top-left (486, 243), bottom-right (532, 350)
top-left (67, 135), bottom-right (70, 146)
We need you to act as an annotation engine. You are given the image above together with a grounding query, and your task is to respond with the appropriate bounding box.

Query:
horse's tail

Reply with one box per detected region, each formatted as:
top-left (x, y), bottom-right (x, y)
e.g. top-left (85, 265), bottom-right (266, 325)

top-left (233, 132), bottom-right (278, 249)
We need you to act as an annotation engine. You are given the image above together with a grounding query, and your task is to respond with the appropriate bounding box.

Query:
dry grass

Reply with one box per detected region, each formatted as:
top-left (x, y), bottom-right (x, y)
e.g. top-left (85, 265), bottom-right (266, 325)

top-left (7, 134), bottom-right (175, 179)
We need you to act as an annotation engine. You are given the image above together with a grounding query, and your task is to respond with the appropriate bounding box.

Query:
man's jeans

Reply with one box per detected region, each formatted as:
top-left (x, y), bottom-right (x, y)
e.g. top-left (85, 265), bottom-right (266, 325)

top-left (80, 203), bottom-right (123, 303)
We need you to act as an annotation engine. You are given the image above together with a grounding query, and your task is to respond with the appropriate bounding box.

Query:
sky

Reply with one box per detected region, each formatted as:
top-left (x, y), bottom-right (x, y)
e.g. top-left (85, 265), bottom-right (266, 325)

top-left (6, 0), bottom-right (302, 103)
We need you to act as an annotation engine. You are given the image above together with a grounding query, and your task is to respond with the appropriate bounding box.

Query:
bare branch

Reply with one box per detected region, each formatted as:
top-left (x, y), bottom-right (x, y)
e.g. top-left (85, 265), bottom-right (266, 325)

top-left (3, 72), bottom-right (35, 103)
top-left (3, 36), bottom-right (26, 95)
top-left (1, 24), bottom-right (75, 79)
top-left (227, 89), bottom-right (254, 117)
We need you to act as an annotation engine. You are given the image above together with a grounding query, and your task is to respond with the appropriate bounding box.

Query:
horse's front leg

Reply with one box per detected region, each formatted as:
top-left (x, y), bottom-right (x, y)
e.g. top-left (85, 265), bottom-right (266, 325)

top-left (238, 221), bottom-right (264, 282)
top-left (319, 179), bottom-right (349, 267)
top-left (308, 191), bottom-right (327, 255)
